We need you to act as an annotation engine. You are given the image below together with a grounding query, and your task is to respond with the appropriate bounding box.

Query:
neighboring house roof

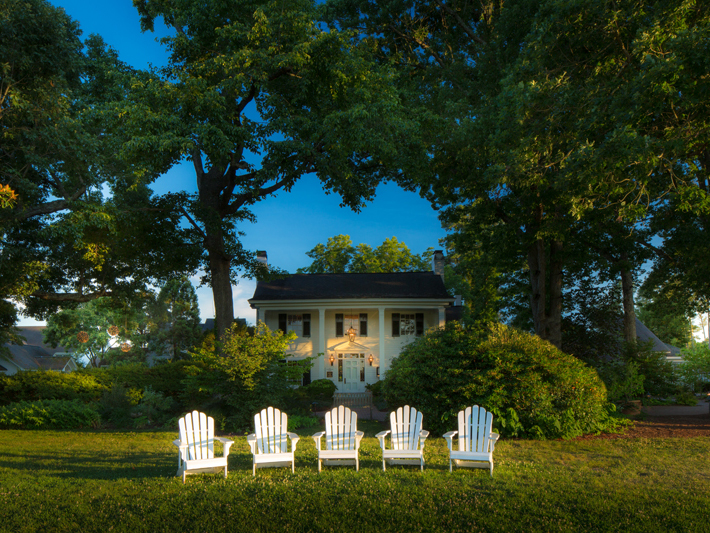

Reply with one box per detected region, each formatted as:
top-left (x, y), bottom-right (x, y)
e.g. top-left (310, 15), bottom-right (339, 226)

top-left (2, 326), bottom-right (75, 373)
top-left (17, 326), bottom-right (66, 355)
top-left (34, 356), bottom-right (76, 372)
top-left (250, 272), bottom-right (453, 302)
top-left (635, 318), bottom-right (682, 357)
top-left (4, 344), bottom-right (52, 370)
top-left (635, 318), bottom-right (671, 353)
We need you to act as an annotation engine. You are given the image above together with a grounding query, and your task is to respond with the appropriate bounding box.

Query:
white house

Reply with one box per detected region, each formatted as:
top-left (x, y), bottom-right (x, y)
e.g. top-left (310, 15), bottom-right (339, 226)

top-left (248, 251), bottom-right (455, 393)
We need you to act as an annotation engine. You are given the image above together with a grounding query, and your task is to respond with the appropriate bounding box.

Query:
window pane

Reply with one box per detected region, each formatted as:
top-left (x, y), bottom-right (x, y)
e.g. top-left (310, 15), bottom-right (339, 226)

top-left (335, 314), bottom-right (343, 337)
top-left (360, 313), bottom-right (368, 337)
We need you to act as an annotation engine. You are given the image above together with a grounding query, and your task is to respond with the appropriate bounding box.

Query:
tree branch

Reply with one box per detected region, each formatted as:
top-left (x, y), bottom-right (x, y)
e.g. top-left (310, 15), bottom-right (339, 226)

top-left (433, 0), bottom-right (487, 46)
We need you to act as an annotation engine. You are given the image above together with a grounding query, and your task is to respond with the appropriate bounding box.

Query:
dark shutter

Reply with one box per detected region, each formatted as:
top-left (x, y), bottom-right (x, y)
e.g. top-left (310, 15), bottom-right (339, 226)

top-left (335, 313), bottom-right (344, 336)
top-left (278, 313), bottom-right (287, 334)
top-left (303, 313), bottom-right (311, 337)
top-left (360, 313), bottom-right (368, 337)
top-left (302, 368), bottom-right (311, 386)
top-left (416, 313), bottom-right (424, 335)
top-left (392, 313), bottom-right (400, 337)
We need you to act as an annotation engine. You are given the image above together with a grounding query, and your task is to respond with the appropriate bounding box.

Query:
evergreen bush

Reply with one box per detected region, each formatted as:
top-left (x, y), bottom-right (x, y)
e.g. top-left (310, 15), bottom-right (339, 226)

top-left (383, 322), bottom-right (619, 439)
top-left (0, 371), bottom-right (107, 405)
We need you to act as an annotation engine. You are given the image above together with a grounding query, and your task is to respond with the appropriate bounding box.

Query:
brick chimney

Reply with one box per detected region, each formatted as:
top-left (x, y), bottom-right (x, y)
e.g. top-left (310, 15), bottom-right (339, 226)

top-left (256, 250), bottom-right (268, 269)
top-left (432, 250), bottom-right (445, 282)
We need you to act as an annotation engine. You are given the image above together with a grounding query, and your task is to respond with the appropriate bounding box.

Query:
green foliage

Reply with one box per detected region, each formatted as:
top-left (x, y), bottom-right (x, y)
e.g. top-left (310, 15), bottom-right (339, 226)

top-left (383, 322), bottom-right (618, 439)
top-left (636, 276), bottom-right (694, 348)
top-left (596, 361), bottom-right (645, 405)
top-left (185, 322), bottom-right (305, 431)
top-left (297, 235), bottom-right (431, 274)
top-left (148, 277), bottom-right (202, 360)
top-left (43, 298), bottom-right (118, 367)
top-left (288, 379), bottom-right (337, 412)
top-left (677, 343), bottom-right (710, 392)
top-left (0, 399), bottom-right (99, 429)
top-left (0, 370), bottom-right (107, 405)
top-left (287, 414), bottom-right (320, 431)
top-left (674, 391), bottom-right (699, 407)
top-left (624, 342), bottom-right (677, 397)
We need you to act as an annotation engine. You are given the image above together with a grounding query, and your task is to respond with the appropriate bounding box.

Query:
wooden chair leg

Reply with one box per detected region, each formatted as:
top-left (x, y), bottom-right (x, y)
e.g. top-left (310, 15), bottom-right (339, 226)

top-left (382, 458), bottom-right (386, 471)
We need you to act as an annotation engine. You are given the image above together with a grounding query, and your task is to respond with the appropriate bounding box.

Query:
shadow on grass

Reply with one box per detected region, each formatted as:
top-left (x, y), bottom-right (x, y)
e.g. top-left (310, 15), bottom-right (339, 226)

top-left (0, 450), bottom-right (176, 480)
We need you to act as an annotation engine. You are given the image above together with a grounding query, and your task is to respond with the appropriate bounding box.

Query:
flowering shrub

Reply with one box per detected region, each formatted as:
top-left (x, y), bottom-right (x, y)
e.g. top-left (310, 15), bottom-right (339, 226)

top-left (383, 322), bottom-right (620, 439)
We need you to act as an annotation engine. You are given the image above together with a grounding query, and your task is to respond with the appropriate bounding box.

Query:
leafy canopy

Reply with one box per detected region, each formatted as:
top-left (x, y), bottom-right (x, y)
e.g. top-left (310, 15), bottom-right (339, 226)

top-left (297, 235), bottom-right (432, 274)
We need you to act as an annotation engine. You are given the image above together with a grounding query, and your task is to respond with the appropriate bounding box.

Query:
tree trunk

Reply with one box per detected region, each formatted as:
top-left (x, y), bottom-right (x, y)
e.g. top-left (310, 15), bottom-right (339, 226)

top-left (208, 243), bottom-right (234, 338)
top-left (548, 240), bottom-right (564, 349)
top-left (527, 237), bottom-right (564, 349)
top-left (528, 238), bottom-right (547, 339)
top-left (620, 254), bottom-right (636, 343)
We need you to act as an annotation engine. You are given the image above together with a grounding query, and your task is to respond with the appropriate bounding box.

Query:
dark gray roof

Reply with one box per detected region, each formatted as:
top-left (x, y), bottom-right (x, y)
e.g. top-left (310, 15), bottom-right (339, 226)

top-left (3, 344), bottom-right (52, 370)
top-left (18, 326), bottom-right (66, 355)
top-left (34, 356), bottom-right (74, 371)
top-left (635, 318), bottom-right (671, 354)
top-left (251, 272), bottom-right (453, 302)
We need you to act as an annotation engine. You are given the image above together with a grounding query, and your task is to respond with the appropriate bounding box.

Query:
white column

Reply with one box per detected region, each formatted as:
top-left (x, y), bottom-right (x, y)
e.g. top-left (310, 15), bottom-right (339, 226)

top-left (256, 307), bottom-right (265, 324)
top-left (438, 307), bottom-right (446, 327)
top-left (317, 307), bottom-right (326, 380)
top-left (378, 306), bottom-right (386, 377)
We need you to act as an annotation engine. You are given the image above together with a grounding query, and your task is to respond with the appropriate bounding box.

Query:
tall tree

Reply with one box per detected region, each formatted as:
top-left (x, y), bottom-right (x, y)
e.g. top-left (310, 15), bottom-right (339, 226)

top-left (149, 277), bottom-right (202, 360)
top-left (0, 0), bottom-right (199, 327)
top-left (124, 0), bottom-right (417, 335)
top-left (297, 235), bottom-right (431, 273)
top-left (326, 0), bottom-right (710, 348)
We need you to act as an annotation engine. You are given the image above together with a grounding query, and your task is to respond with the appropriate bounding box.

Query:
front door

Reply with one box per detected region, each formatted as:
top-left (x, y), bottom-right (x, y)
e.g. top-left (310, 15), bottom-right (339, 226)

top-left (342, 359), bottom-right (359, 391)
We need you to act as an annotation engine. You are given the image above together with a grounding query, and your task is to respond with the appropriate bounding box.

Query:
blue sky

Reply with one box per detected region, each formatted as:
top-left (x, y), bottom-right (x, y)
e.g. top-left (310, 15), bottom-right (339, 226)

top-left (26, 1), bottom-right (447, 325)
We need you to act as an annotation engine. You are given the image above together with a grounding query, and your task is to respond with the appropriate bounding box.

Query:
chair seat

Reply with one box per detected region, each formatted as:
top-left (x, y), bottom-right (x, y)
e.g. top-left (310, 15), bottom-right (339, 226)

top-left (382, 449), bottom-right (425, 459)
top-left (449, 451), bottom-right (493, 462)
top-left (252, 452), bottom-right (295, 464)
top-left (182, 456), bottom-right (229, 471)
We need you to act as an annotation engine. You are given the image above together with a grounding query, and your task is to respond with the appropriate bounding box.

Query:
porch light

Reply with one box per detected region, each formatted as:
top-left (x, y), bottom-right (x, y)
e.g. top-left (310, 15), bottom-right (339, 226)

top-left (368, 354), bottom-right (373, 366)
top-left (329, 354), bottom-right (334, 366)
top-left (347, 326), bottom-right (356, 342)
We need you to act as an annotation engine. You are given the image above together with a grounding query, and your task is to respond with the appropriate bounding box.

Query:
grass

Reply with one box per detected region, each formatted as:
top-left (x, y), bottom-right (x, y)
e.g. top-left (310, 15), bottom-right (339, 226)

top-left (0, 420), bottom-right (708, 532)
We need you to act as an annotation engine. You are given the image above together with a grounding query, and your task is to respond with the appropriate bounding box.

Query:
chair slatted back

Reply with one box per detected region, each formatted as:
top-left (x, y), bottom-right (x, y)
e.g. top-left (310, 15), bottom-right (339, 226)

top-left (390, 405), bottom-right (423, 450)
top-left (179, 411), bottom-right (215, 461)
top-left (458, 405), bottom-right (493, 453)
top-left (254, 407), bottom-right (289, 454)
top-left (325, 405), bottom-right (357, 451)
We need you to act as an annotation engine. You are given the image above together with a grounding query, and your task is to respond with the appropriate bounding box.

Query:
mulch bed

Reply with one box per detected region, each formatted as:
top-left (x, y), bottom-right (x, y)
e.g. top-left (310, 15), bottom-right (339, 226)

top-left (574, 413), bottom-right (710, 440)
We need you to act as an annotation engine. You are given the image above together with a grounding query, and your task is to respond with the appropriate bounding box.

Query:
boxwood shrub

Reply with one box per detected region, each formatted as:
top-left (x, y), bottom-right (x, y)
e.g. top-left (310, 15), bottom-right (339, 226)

top-left (0, 399), bottom-right (100, 429)
top-left (383, 322), bottom-right (620, 439)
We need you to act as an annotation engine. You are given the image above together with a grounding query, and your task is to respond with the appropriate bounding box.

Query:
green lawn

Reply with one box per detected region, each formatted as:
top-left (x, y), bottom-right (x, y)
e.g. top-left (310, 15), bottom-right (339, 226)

top-left (0, 421), bottom-right (708, 532)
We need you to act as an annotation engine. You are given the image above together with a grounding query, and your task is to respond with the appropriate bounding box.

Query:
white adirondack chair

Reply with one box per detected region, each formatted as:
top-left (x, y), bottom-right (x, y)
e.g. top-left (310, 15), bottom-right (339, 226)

top-left (173, 411), bottom-right (234, 483)
top-left (312, 405), bottom-right (364, 472)
top-left (376, 405), bottom-right (429, 471)
top-left (246, 407), bottom-right (300, 475)
top-left (443, 405), bottom-right (500, 476)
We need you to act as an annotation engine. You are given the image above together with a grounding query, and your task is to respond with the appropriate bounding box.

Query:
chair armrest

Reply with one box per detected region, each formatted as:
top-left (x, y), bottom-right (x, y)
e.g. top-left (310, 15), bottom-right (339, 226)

top-left (419, 429), bottom-right (430, 442)
top-left (355, 431), bottom-right (364, 449)
top-left (375, 430), bottom-right (390, 449)
top-left (312, 431), bottom-right (325, 450)
top-left (246, 433), bottom-right (256, 454)
top-left (173, 439), bottom-right (184, 448)
top-left (287, 432), bottom-right (300, 452)
top-left (214, 437), bottom-right (234, 457)
top-left (442, 431), bottom-right (457, 451)
top-left (489, 432), bottom-right (500, 452)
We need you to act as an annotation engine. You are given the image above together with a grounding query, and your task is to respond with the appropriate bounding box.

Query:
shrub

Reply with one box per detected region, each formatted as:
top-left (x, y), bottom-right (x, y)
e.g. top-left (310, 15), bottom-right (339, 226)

top-left (0, 371), bottom-right (107, 405)
top-left (677, 343), bottom-right (710, 392)
top-left (0, 399), bottom-right (100, 429)
top-left (286, 379), bottom-right (337, 412)
top-left (184, 323), bottom-right (304, 432)
top-left (383, 321), bottom-right (618, 439)
top-left (624, 341), bottom-right (676, 397)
